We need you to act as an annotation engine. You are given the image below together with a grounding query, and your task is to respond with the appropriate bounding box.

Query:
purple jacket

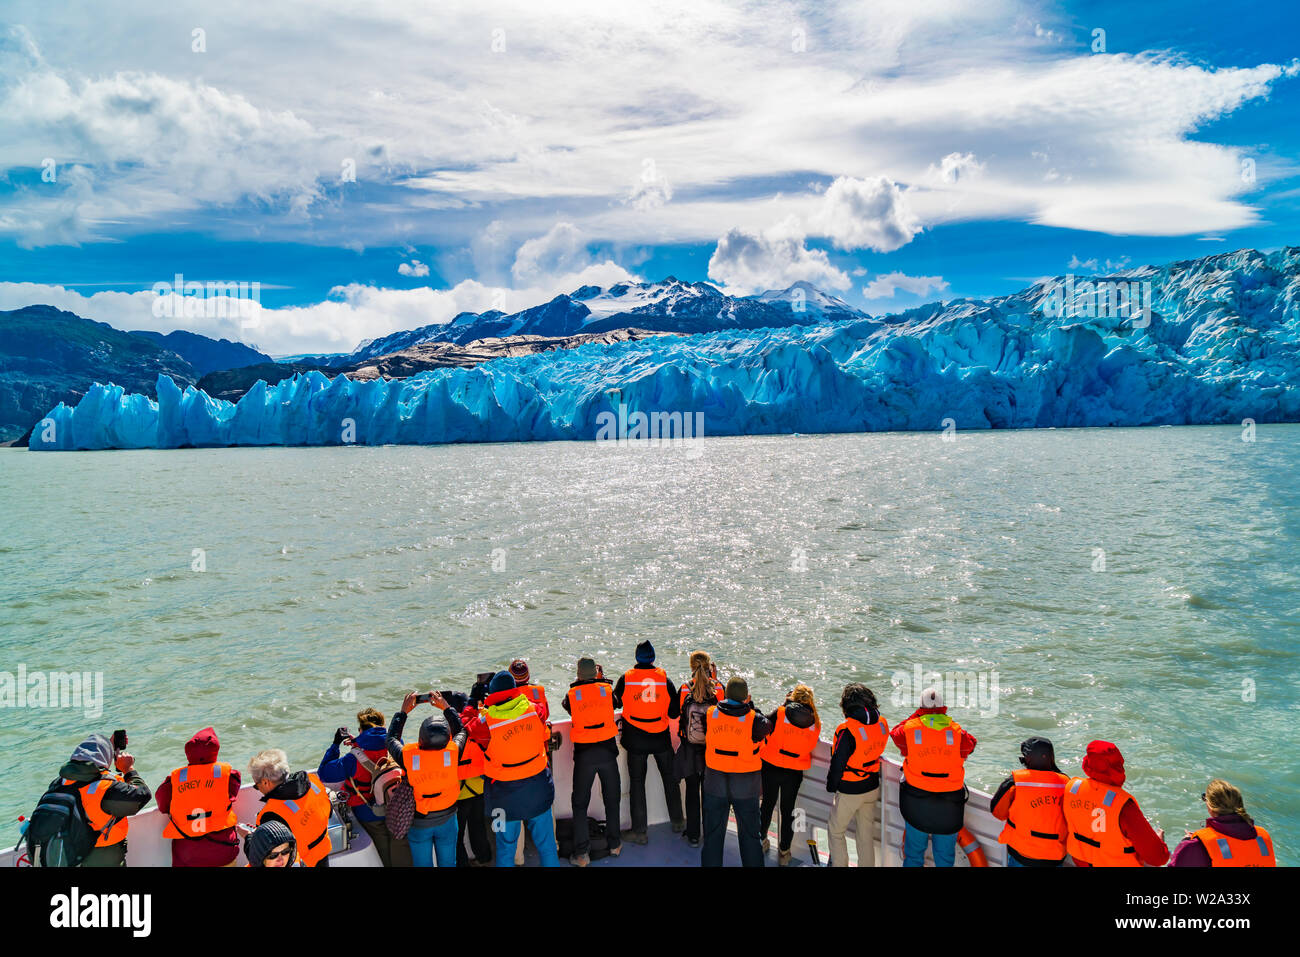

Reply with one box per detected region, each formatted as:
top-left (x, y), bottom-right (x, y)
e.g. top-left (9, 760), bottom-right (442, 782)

top-left (1169, 814), bottom-right (1260, 867)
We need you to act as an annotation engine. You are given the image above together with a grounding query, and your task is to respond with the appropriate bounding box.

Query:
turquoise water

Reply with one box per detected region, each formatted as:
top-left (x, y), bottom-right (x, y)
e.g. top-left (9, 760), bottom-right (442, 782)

top-left (1, 425), bottom-right (1297, 855)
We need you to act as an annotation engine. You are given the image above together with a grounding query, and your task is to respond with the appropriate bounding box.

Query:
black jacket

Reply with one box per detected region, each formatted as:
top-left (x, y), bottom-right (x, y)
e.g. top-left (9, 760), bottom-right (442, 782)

top-left (613, 665), bottom-right (679, 754)
top-left (55, 759), bottom-right (152, 820)
top-left (826, 705), bottom-right (882, 795)
top-left (701, 699), bottom-right (772, 800)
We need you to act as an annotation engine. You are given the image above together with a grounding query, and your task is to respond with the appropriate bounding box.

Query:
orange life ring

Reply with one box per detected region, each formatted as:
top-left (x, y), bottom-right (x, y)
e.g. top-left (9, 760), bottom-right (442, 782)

top-left (959, 826), bottom-right (989, 867)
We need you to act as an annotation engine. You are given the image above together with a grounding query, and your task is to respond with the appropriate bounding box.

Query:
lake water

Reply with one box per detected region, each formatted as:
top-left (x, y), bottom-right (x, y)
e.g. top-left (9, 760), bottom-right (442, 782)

top-left (1, 425), bottom-right (1297, 854)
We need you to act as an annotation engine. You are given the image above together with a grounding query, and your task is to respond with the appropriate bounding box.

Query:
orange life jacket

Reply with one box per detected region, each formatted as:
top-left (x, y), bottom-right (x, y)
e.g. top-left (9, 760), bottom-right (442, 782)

top-left (1194, 826), bottom-right (1275, 867)
top-left (900, 716), bottom-right (966, 792)
top-left (65, 772), bottom-right (128, 847)
top-left (705, 707), bottom-right (761, 773)
top-left (161, 761), bottom-right (237, 839)
top-left (997, 768), bottom-right (1068, 861)
top-left (483, 703), bottom-right (549, 781)
top-left (258, 772), bottom-right (333, 867)
top-left (1063, 776), bottom-right (1139, 867)
top-left (566, 682), bottom-right (617, 743)
top-left (403, 741), bottom-right (460, 814)
top-left (621, 667), bottom-right (670, 733)
top-left (340, 744), bottom-right (389, 807)
top-left (759, 706), bottom-right (821, 770)
top-left (457, 738), bottom-right (486, 780)
top-left (519, 683), bottom-right (548, 715)
top-left (834, 716), bottom-right (889, 778)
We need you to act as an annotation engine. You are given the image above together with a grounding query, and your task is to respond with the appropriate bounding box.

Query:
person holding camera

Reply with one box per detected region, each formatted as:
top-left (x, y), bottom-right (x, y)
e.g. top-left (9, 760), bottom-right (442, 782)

top-left (50, 731), bottom-right (152, 867)
top-left (319, 706), bottom-right (411, 867)
top-left (388, 690), bottom-right (468, 867)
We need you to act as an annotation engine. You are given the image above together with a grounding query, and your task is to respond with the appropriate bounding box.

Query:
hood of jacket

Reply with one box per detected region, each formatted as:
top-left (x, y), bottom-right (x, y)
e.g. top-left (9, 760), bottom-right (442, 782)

top-left (184, 726), bottom-right (221, 764)
top-left (844, 704), bottom-right (879, 726)
top-left (914, 711), bottom-right (954, 731)
top-left (1203, 814), bottom-right (1258, 841)
top-left (353, 726), bottom-right (389, 754)
top-left (716, 698), bottom-right (752, 718)
top-left (262, 769), bottom-right (311, 803)
top-left (57, 759), bottom-right (110, 784)
top-left (486, 690), bottom-right (534, 721)
top-left (781, 701), bottom-right (817, 729)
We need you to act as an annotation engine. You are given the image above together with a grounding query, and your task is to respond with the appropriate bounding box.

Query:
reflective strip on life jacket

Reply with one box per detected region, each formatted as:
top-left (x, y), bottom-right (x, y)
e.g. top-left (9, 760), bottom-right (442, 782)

top-left (69, 773), bottom-right (129, 847)
top-left (759, 706), bottom-right (820, 771)
top-left (835, 717), bottom-right (888, 777)
top-left (900, 717), bottom-right (965, 792)
top-left (997, 768), bottom-right (1067, 861)
top-left (483, 705), bottom-right (548, 781)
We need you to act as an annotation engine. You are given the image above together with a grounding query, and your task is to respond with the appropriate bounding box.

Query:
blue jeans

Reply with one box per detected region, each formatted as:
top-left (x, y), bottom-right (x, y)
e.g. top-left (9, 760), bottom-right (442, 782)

top-left (903, 820), bottom-right (957, 867)
top-left (495, 808), bottom-right (561, 867)
top-left (408, 814), bottom-right (459, 867)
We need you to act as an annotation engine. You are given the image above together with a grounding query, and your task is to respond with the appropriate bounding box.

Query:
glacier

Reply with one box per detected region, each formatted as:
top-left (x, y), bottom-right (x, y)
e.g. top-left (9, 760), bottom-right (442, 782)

top-left (28, 247), bottom-right (1300, 451)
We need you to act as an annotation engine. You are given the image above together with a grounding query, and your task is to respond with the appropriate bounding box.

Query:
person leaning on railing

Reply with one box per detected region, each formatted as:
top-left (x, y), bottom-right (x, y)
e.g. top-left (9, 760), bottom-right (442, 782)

top-left (825, 684), bottom-right (889, 867)
top-left (990, 737), bottom-right (1068, 868)
top-left (673, 650), bottom-right (724, 848)
top-left (701, 676), bottom-right (774, 867)
top-left (1169, 778), bottom-right (1276, 867)
top-left (613, 640), bottom-right (685, 844)
top-left (1061, 740), bottom-right (1168, 867)
top-left (561, 656), bottom-right (624, 866)
top-left (758, 683), bottom-right (821, 866)
top-left (890, 687), bottom-right (976, 867)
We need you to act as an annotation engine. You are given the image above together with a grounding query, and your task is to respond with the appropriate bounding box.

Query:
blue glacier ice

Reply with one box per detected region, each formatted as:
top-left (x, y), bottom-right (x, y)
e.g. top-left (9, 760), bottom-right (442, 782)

top-left (29, 248), bottom-right (1300, 450)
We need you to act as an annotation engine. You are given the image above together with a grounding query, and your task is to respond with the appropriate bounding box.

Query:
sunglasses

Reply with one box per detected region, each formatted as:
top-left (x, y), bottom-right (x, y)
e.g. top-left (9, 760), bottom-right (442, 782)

top-left (266, 845), bottom-right (293, 861)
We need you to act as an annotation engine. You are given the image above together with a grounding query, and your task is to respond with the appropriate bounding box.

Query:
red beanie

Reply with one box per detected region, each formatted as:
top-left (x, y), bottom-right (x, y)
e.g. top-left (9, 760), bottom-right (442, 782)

top-left (1081, 739), bottom-right (1126, 786)
top-left (509, 659), bottom-right (530, 684)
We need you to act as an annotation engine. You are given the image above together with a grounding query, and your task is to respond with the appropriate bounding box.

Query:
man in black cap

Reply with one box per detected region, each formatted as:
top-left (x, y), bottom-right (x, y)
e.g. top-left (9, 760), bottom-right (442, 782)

top-left (613, 640), bottom-right (685, 842)
top-left (561, 656), bottom-right (623, 865)
top-left (989, 737), bottom-right (1069, 867)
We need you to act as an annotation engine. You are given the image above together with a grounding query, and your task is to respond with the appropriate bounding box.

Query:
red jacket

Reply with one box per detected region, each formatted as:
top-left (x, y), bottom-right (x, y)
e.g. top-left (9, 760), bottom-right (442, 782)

top-left (154, 727), bottom-right (242, 867)
top-left (1069, 758), bottom-right (1169, 867)
top-left (890, 707), bottom-right (978, 760)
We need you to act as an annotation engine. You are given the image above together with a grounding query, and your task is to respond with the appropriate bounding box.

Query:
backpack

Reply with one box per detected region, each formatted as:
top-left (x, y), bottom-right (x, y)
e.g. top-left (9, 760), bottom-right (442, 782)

top-left (23, 781), bottom-right (100, 867)
top-left (350, 748), bottom-right (413, 839)
top-left (683, 697), bottom-right (709, 745)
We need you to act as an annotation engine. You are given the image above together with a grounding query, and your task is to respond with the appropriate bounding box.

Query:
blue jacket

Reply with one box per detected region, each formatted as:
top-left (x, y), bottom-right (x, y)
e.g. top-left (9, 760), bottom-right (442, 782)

top-left (318, 726), bottom-right (391, 823)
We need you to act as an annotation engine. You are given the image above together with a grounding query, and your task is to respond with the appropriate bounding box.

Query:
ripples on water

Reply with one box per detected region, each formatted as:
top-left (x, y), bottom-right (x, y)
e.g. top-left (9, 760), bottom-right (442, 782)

top-left (1, 425), bottom-right (1297, 851)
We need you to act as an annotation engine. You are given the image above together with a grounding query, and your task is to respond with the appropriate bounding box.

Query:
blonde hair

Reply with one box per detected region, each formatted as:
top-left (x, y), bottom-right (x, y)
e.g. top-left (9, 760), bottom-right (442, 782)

top-left (689, 651), bottom-right (714, 703)
top-left (1205, 778), bottom-right (1253, 825)
top-left (356, 707), bottom-right (385, 730)
top-left (248, 749), bottom-right (290, 787)
top-left (789, 683), bottom-right (819, 727)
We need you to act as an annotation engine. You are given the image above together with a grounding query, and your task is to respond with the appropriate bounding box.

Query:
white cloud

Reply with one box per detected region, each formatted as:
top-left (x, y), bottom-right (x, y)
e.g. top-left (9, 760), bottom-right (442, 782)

top-left (814, 176), bottom-right (922, 253)
top-left (861, 271), bottom-right (949, 300)
top-left (707, 217), bottom-right (849, 294)
top-left (397, 260), bottom-right (430, 277)
top-left (929, 152), bottom-right (984, 185)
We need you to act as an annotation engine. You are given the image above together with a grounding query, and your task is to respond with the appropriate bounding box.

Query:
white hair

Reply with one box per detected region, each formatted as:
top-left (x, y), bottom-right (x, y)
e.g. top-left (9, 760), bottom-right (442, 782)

top-left (248, 748), bottom-right (290, 786)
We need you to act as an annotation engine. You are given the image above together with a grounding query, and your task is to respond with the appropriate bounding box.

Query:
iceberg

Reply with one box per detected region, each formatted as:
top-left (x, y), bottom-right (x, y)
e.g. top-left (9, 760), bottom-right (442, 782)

top-left (29, 247), bottom-right (1300, 450)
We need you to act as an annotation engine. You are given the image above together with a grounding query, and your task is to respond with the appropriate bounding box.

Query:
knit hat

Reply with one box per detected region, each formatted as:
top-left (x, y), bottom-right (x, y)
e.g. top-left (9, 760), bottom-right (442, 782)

top-left (488, 670), bottom-right (517, 696)
top-left (635, 640), bottom-right (655, 665)
top-left (70, 733), bottom-right (114, 770)
top-left (920, 686), bottom-right (944, 709)
top-left (509, 659), bottom-right (530, 684)
top-left (576, 657), bottom-right (599, 680)
top-left (724, 676), bottom-right (748, 702)
top-left (244, 820), bottom-right (295, 866)
top-left (1081, 739), bottom-right (1125, 784)
top-left (418, 714), bottom-right (450, 750)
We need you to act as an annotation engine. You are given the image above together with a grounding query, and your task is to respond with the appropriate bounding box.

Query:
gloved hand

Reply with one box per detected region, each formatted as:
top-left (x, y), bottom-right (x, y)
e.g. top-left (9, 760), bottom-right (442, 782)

top-left (469, 681), bottom-right (489, 707)
top-left (333, 727), bottom-right (347, 746)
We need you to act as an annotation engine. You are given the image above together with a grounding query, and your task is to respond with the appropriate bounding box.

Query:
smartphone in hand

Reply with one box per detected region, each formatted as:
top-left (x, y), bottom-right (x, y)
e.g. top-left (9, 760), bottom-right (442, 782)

top-left (415, 692), bottom-right (435, 705)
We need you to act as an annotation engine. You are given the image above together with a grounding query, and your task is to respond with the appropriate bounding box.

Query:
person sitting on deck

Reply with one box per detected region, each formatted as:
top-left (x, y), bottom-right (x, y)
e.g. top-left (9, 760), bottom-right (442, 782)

top-left (157, 726), bottom-right (241, 867)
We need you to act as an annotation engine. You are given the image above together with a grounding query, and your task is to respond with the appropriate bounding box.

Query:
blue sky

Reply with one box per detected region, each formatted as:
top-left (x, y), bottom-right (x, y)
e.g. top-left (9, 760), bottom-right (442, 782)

top-left (0, 0), bottom-right (1296, 354)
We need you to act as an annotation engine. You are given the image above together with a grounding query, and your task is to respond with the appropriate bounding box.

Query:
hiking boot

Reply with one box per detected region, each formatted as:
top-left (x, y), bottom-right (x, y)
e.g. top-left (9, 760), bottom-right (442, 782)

top-left (570, 853), bottom-right (590, 867)
top-left (688, 836), bottom-right (700, 847)
top-left (779, 848), bottom-right (792, 867)
top-left (671, 818), bottom-right (686, 834)
top-left (628, 830), bottom-right (649, 845)
top-left (608, 843), bottom-right (623, 857)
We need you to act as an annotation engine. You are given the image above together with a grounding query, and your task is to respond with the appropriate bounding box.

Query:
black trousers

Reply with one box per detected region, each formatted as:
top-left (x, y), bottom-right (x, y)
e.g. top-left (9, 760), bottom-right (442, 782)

top-left (456, 793), bottom-right (493, 865)
top-left (683, 774), bottom-right (704, 841)
top-left (572, 747), bottom-right (623, 855)
top-left (626, 748), bottom-right (683, 832)
top-left (759, 762), bottom-right (805, 852)
top-left (701, 791), bottom-right (763, 867)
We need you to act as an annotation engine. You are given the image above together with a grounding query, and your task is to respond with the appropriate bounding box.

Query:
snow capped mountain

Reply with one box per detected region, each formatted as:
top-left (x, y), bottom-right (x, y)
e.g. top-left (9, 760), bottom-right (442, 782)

top-left (750, 281), bottom-right (867, 321)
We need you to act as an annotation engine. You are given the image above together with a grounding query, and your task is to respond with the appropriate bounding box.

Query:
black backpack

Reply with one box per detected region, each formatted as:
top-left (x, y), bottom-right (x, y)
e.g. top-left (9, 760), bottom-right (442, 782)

top-left (23, 781), bottom-right (100, 867)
